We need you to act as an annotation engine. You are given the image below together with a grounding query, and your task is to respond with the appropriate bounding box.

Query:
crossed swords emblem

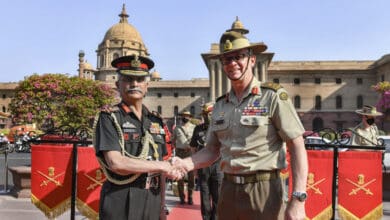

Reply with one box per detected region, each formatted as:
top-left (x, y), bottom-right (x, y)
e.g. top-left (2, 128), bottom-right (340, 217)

top-left (84, 169), bottom-right (106, 190)
top-left (306, 173), bottom-right (325, 194)
top-left (38, 167), bottom-right (64, 187)
top-left (346, 174), bottom-right (376, 196)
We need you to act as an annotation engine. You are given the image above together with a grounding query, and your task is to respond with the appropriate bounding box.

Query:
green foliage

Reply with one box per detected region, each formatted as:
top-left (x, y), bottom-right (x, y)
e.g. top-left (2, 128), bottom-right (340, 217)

top-left (9, 74), bottom-right (116, 129)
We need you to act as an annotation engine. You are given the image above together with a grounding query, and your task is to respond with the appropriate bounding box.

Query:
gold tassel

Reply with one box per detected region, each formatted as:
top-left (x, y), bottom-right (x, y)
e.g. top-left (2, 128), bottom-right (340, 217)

top-left (338, 204), bottom-right (383, 220)
top-left (31, 194), bottom-right (71, 219)
top-left (76, 198), bottom-right (99, 220)
top-left (307, 206), bottom-right (332, 220)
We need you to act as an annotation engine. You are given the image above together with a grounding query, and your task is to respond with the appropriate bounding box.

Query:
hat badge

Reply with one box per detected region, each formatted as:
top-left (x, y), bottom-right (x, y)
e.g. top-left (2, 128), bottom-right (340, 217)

top-left (131, 55), bottom-right (141, 68)
top-left (224, 39), bottom-right (233, 51)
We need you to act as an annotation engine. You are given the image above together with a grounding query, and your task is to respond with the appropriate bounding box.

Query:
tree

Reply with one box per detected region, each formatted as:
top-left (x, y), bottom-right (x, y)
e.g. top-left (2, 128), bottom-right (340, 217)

top-left (9, 74), bottom-right (116, 130)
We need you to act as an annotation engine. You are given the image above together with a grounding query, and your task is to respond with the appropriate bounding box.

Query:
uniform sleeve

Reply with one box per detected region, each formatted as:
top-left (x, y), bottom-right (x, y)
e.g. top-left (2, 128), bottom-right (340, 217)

top-left (94, 113), bottom-right (122, 158)
top-left (270, 89), bottom-right (305, 141)
top-left (189, 126), bottom-right (199, 148)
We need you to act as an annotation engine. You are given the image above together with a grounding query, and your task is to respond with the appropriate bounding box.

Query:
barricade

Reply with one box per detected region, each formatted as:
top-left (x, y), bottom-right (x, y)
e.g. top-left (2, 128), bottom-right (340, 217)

top-left (28, 126), bottom-right (92, 220)
top-left (298, 128), bottom-right (386, 220)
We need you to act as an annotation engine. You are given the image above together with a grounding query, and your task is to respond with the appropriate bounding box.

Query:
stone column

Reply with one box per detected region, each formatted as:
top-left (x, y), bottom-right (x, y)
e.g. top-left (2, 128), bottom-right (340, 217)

top-left (217, 66), bottom-right (223, 97)
top-left (209, 61), bottom-right (216, 101)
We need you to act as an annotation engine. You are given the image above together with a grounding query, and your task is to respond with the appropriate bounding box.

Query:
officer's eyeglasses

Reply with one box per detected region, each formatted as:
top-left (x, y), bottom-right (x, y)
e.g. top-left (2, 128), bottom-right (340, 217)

top-left (220, 53), bottom-right (249, 65)
top-left (120, 76), bottom-right (147, 83)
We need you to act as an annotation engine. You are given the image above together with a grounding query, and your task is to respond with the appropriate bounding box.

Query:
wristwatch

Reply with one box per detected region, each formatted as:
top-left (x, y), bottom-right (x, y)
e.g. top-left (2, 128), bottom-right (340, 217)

top-left (292, 191), bottom-right (307, 202)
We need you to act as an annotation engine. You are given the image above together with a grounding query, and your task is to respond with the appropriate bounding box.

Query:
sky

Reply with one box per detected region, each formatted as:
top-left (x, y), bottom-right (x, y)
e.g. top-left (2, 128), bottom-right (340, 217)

top-left (1, 0), bottom-right (390, 82)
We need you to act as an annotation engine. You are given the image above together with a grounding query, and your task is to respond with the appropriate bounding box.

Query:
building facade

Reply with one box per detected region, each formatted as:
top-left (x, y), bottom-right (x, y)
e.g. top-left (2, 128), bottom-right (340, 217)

top-left (1, 5), bottom-right (390, 132)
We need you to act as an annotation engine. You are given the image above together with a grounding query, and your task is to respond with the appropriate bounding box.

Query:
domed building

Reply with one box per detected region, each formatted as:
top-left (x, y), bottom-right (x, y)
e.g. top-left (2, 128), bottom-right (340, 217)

top-left (1, 5), bottom-right (390, 131)
top-left (94, 4), bottom-right (149, 85)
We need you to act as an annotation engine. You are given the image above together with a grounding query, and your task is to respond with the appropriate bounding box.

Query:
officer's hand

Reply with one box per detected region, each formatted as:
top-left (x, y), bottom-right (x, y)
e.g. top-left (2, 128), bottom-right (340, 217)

top-left (285, 199), bottom-right (306, 220)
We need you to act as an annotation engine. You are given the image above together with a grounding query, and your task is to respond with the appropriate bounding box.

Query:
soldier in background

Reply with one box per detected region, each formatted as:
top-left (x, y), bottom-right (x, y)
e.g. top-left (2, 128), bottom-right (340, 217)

top-left (171, 110), bottom-right (196, 205)
top-left (352, 105), bottom-right (383, 149)
top-left (190, 102), bottom-right (222, 220)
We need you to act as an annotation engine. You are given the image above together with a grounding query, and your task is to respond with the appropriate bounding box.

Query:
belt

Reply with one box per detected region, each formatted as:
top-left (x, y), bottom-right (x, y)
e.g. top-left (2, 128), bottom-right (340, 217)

top-left (224, 170), bottom-right (280, 184)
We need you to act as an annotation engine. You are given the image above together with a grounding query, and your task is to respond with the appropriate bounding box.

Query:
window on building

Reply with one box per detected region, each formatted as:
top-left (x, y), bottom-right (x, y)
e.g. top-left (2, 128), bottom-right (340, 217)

top-left (357, 95), bottom-right (363, 109)
top-left (293, 78), bottom-right (300, 85)
top-left (273, 78), bottom-right (279, 83)
top-left (190, 106), bottom-right (195, 115)
top-left (174, 106), bottom-right (178, 116)
top-left (157, 93), bottom-right (162, 98)
top-left (191, 92), bottom-right (195, 98)
top-left (336, 95), bottom-right (342, 109)
top-left (381, 75), bottom-right (385, 82)
top-left (157, 105), bottom-right (162, 114)
top-left (113, 53), bottom-right (119, 60)
top-left (100, 55), bottom-right (105, 68)
top-left (313, 117), bottom-right (324, 131)
top-left (294, 96), bottom-right (301, 109)
top-left (315, 96), bottom-right (321, 110)
top-left (315, 78), bottom-right (321, 84)
top-left (2, 94), bottom-right (5, 99)
top-left (174, 92), bottom-right (178, 98)
top-left (335, 78), bottom-right (342, 84)
top-left (356, 78), bottom-right (363, 85)
top-left (2, 106), bottom-right (5, 112)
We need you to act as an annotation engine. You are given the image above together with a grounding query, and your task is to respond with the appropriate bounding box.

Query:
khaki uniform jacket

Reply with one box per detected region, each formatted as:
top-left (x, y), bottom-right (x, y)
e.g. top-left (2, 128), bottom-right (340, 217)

top-left (205, 77), bottom-right (305, 174)
top-left (351, 123), bottom-right (379, 146)
top-left (172, 122), bottom-right (196, 150)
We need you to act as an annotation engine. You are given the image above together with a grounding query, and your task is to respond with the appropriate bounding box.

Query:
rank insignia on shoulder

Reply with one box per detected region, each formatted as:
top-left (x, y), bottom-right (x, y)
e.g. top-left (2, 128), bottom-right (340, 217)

top-left (261, 82), bottom-right (283, 91)
top-left (279, 92), bottom-right (288, 100)
top-left (101, 105), bottom-right (118, 113)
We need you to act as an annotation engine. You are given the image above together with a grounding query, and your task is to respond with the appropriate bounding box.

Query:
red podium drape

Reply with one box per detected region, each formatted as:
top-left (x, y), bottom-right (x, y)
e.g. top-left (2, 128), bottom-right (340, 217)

top-left (31, 144), bottom-right (73, 219)
top-left (338, 151), bottom-right (383, 220)
top-left (289, 150), bottom-right (334, 220)
top-left (76, 147), bottom-right (102, 220)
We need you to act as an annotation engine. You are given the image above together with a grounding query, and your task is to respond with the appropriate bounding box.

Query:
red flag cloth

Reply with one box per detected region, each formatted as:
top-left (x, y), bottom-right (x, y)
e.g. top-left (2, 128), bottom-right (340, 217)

top-left (338, 151), bottom-right (383, 219)
top-left (289, 150), bottom-right (334, 219)
top-left (31, 144), bottom-right (73, 219)
top-left (76, 147), bottom-right (102, 219)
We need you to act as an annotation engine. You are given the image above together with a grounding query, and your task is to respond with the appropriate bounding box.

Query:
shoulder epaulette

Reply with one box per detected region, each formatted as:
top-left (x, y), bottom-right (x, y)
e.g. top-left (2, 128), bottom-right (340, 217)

top-left (260, 82), bottom-right (283, 91)
top-left (100, 105), bottom-right (120, 114)
top-left (216, 93), bottom-right (228, 102)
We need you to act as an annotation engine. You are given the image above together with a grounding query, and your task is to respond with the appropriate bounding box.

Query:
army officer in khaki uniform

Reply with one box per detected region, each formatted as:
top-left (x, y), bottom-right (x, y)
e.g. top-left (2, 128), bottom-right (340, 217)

top-left (173, 30), bottom-right (308, 220)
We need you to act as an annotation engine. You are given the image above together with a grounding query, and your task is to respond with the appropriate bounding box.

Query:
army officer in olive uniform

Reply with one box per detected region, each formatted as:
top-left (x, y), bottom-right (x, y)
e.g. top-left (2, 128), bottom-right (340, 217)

top-left (93, 55), bottom-right (182, 220)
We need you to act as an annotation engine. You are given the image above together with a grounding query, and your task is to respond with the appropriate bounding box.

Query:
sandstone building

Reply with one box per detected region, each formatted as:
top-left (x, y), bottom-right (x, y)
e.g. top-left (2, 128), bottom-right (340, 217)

top-left (1, 5), bottom-right (390, 133)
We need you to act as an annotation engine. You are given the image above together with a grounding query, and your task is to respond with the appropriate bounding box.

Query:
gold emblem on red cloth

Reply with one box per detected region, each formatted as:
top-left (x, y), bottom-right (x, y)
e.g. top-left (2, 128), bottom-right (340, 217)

top-left (307, 172), bottom-right (325, 195)
top-left (38, 166), bottom-right (64, 187)
top-left (346, 174), bottom-right (376, 196)
top-left (84, 169), bottom-right (106, 190)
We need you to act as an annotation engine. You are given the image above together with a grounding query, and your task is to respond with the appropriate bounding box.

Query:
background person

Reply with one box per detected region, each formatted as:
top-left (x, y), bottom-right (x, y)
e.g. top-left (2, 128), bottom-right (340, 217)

top-left (190, 102), bottom-right (222, 220)
top-left (171, 110), bottom-right (196, 205)
top-left (173, 31), bottom-right (308, 220)
top-left (351, 105), bottom-right (383, 149)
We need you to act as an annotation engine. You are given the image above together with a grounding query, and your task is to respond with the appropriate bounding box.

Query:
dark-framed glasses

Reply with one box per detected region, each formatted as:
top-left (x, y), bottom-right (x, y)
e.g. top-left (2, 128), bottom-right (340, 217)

top-left (220, 53), bottom-right (249, 65)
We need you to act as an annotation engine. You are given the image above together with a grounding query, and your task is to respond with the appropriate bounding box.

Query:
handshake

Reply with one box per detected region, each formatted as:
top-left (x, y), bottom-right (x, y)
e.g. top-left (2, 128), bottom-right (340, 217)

top-left (162, 157), bottom-right (190, 180)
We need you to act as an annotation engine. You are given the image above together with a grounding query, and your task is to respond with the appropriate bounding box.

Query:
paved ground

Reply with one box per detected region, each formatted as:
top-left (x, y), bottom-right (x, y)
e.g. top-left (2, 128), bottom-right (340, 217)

top-left (0, 186), bottom-right (390, 220)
